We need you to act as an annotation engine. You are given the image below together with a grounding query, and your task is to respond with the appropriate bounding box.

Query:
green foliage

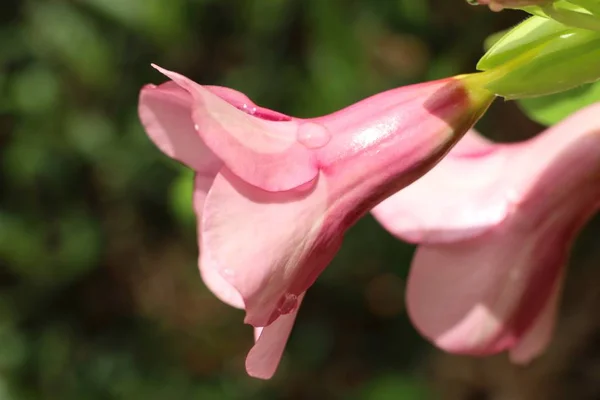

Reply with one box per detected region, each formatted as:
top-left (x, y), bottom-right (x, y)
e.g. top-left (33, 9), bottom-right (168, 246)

top-left (523, 0), bottom-right (600, 30)
top-left (170, 167), bottom-right (196, 226)
top-left (477, 15), bottom-right (600, 98)
top-left (362, 375), bottom-right (429, 400)
top-left (518, 80), bottom-right (600, 125)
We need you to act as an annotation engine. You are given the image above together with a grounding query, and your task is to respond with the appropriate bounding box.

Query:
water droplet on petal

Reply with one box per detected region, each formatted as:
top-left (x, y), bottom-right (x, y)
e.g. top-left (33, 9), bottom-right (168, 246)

top-left (297, 122), bottom-right (331, 149)
top-left (276, 293), bottom-right (299, 315)
top-left (241, 103), bottom-right (257, 115)
top-left (194, 124), bottom-right (200, 131)
top-left (222, 268), bottom-right (235, 277)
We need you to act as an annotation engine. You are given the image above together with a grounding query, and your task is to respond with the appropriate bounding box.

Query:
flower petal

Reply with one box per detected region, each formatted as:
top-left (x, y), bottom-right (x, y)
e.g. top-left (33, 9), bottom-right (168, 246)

top-left (406, 221), bottom-right (566, 357)
top-left (509, 274), bottom-right (563, 364)
top-left (314, 80), bottom-right (489, 172)
top-left (371, 131), bottom-right (509, 244)
top-left (245, 293), bottom-right (304, 379)
top-left (449, 129), bottom-right (493, 156)
top-left (201, 169), bottom-right (339, 327)
top-left (138, 81), bottom-right (221, 172)
top-left (152, 65), bottom-right (319, 192)
top-left (194, 173), bottom-right (244, 309)
top-left (204, 86), bottom-right (292, 122)
top-left (203, 85), bottom-right (254, 106)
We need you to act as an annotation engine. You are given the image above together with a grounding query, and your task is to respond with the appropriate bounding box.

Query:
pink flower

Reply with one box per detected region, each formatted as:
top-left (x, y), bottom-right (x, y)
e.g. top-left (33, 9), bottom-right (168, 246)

top-left (372, 104), bottom-right (600, 364)
top-left (138, 65), bottom-right (494, 378)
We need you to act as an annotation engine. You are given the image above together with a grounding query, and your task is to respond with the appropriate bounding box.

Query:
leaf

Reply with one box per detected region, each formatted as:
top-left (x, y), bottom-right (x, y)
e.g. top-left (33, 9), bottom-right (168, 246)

top-left (477, 16), bottom-right (568, 71)
top-left (518, 80), bottom-right (600, 125)
top-left (483, 29), bottom-right (510, 51)
top-left (480, 28), bottom-right (600, 98)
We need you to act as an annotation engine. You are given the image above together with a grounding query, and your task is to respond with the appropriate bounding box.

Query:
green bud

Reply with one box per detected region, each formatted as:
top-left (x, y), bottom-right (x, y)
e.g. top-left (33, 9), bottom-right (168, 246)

top-left (478, 16), bottom-right (568, 70)
top-left (527, 1), bottom-right (600, 30)
top-left (476, 15), bottom-right (600, 98)
top-left (566, 0), bottom-right (600, 16)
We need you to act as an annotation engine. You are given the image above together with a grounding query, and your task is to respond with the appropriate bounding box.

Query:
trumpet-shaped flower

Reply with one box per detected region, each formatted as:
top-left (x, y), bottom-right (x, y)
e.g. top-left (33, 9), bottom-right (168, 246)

top-left (372, 103), bottom-right (600, 364)
top-left (138, 65), bottom-right (493, 378)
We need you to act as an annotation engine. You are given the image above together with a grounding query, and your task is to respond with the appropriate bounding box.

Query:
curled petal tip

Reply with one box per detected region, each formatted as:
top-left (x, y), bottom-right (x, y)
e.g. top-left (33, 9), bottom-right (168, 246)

top-left (153, 65), bottom-right (319, 192)
top-left (245, 294), bottom-right (304, 380)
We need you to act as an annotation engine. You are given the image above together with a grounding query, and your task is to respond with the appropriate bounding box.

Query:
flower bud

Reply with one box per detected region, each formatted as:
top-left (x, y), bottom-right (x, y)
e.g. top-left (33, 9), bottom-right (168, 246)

top-left (476, 16), bottom-right (600, 98)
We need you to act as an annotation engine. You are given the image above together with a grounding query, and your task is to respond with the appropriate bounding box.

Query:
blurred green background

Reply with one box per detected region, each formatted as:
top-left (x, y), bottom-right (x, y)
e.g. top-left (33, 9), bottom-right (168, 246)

top-left (0, 1), bottom-right (549, 399)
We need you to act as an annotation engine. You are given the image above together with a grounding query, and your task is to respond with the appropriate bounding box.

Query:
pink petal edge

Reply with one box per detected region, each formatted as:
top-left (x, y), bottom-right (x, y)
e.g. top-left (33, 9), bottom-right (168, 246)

top-left (371, 130), bottom-right (508, 244)
top-left (509, 272), bottom-right (564, 364)
top-left (151, 64), bottom-right (319, 192)
top-left (245, 293), bottom-right (305, 379)
top-left (138, 81), bottom-right (221, 173)
top-left (406, 223), bottom-right (564, 358)
top-left (194, 173), bottom-right (244, 309)
top-left (201, 169), bottom-right (335, 327)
